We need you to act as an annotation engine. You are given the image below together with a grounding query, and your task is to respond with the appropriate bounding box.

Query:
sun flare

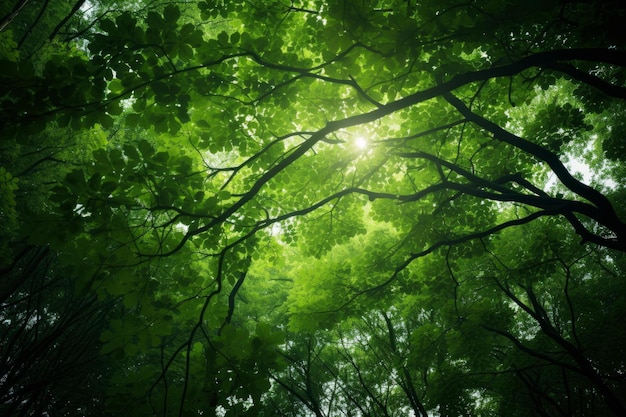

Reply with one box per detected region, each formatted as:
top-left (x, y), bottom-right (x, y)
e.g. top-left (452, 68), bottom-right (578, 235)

top-left (355, 137), bottom-right (368, 150)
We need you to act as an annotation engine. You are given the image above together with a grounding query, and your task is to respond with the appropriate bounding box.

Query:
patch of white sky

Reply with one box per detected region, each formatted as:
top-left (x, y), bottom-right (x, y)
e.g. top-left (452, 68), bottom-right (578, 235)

top-left (80, 0), bottom-right (145, 17)
top-left (544, 136), bottom-right (617, 190)
top-left (79, 0), bottom-right (96, 18)
top-left (505, 85), bottom-right (618, 193)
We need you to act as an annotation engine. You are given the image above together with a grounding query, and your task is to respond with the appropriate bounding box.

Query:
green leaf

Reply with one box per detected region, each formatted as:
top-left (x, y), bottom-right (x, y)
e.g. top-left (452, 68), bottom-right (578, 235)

top-left (101, 181), bottom-right (117, 194)
top-left (100, 18), bottom-right (117, 34)
top-left (138, 140), bottom-right (154, 157)
top-left (108, 79), bottom-right (124, 95)
top-left (217, 31), bottom-right (229, 46)
top-left (163, 4), bottom-right (180, 25)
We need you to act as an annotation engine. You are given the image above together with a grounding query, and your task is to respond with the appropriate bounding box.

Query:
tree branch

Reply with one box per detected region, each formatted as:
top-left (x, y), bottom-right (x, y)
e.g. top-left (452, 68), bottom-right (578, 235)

top-left (443, 91), bottom-right (626, 250)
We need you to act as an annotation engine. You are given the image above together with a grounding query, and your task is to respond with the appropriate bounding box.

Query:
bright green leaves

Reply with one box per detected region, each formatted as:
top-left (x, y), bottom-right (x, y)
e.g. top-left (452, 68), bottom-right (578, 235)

top-left (286, 223), bottom-right (400, 331)
top-left (217, 190), bottom-right (231, 200)
top-left (5, 1), bottom-right (626, 416)
top-left (298, 195), bottom-right (367, 257)
top-left (176, 23), bottom-right (205, 59)
top-left (197, 0), bottom-right (230, 19)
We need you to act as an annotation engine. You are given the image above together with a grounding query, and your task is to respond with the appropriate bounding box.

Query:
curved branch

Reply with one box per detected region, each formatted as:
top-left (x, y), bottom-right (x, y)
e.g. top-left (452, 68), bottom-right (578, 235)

top-left (17, 0), bottom-right (48, 48)
top-left (48, 0), bottom-right (85, 41)
top-left (443, 91), bottom-right (626, 250)
top-left (220, 270), bottom-right (248, 332)
top-left (0, 0), bottom-right (30, 32)
top-left (543, 61), bottom-right (626, 100)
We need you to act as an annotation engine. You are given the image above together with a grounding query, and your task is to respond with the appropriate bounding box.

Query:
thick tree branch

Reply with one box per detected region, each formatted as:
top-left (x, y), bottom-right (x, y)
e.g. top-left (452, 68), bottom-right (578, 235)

top-left (220, 270), bottom-right (248, 331)
top-left (542, 61), bottom-right (626, 100)
top-left (443, 91), bottom-right (626, 250)
top-left (48, 0), bottom-right (85, 41)
top-left (0, 0), bottom-right (30, 32)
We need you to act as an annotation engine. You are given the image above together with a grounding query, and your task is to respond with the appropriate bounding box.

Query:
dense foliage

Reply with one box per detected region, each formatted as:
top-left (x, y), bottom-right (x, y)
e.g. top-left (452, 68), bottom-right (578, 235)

top-left (1, 0), bottom-right (626, 416)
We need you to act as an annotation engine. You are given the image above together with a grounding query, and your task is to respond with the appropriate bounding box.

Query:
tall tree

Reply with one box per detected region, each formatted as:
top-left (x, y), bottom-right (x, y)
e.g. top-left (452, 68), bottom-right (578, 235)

top-left (1, 0), bottom-right (625, 416)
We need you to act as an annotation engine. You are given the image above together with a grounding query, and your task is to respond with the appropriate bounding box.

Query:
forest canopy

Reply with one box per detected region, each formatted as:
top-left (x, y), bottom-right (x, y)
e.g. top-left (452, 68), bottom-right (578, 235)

top-left (1, 0), bottom-right (626, 416)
